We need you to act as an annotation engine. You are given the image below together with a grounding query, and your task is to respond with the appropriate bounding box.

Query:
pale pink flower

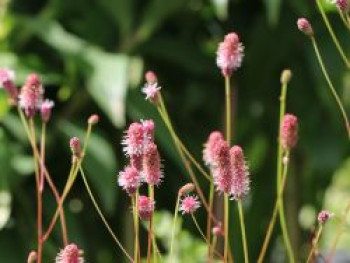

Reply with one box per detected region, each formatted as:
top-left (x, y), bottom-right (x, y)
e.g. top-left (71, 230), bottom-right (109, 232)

top-left (212, 140), bottom-right (232, 194)
top-left (281, 114), bottom-right (298, 151)
top-left (40, 99), bottom-right (54, 122)
top-left (212, 222), bottom-right (224, 236)
top-left (19, 73), bottom-right (44, 117)
top-left (230, 145), bottom-right (250, 200)
top-left (216, 32), bottom-right (244, 77)
top-left (122, 122), bottom-right (144, 156)
top-left (0, 68), bottom-right (18, 104)
top-left (88, 114), bottom-right (99, 125)
top-left (145, 71), bottom-right (158, 84)
top-left (138, 195), bottom-right (155, 221)
top-left (118, 166), bottom-right (141, 195)
top-left (317, 210), bottom-right (334, 224)
top-left (203, 131), bottom-right (225, 167)
top-left (297, 18), bottom-right (313, 37)
top-left (142, 142), bottom-right (162, 185)
top-left (55, 243), bottom-right (84, 263)
top-left (142, 82), bottom-right (161, 104)
top-left (179, 195), bottom-right (201, 214)
top-left (27, 251), bottom-right (37, 263)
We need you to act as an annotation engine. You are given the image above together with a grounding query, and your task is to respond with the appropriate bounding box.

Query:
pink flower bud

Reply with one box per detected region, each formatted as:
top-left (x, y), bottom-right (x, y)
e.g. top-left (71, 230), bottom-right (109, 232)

top-left (317, 210), bottom-right (334, 224)
top-left (281, 114), bottom-right (298, 151)
top-left (27, 251), bottom-right (37, 263)
top-left (40, 99), bottom-right (54, 122)
top-left (230, 145), bottom-right (250, 200)
top-left (145, 71), bottom-right (158, 84)
top-left (297, 18), bottom-right (314, 37)
top-left (70, 137), bottom-right (82, 159)
top-left (55, 243), bottom-right (83, 263)
top-left (143, 142), bottom-right (162, 185)
top-left (88, 114), bottom-right (99, 125)
top-left (0, 68), bottom-right (18, 105)
top-left (118, 166), bottom-right (141, 195)
top-left (216, 32), bottom-right (244, 77)
top-left (138, 195), bottom-right (155, 221)
top-left (178, 183), bottom-right (196, 197)
top-left (19, 73), bottom-right (44, 117)
top-left (212, 222), bottom-right (224, 236)
top-left (179, 195), bottom-right (201, 214)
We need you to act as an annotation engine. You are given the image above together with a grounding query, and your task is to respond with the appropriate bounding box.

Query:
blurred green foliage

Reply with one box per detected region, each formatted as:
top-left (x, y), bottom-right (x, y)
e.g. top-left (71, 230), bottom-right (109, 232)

top-left (0, 0), bottom-right (349, 262)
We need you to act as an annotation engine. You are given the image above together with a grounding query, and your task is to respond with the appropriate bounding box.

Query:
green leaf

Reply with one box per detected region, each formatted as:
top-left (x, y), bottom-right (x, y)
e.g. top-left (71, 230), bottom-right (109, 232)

top-left (211, 0), bottom-right (229, 20)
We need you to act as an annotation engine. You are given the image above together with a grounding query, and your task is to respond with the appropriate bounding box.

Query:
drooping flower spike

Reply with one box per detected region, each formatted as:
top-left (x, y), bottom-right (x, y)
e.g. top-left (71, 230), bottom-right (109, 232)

top-left (138, 195), bottom-right (155, 221)
top-left (118, 166), bottom-right (141, 195)
top-left (230, 145), bottom-right (250, 200)
top-left (179, 195), bottom-right (201, 215)
top-left (0, 68), bottom-right (18, 104)
top-left (19, 73), bottom-right (44, 117)
top-left (55, 243), bottom-right (84, 263)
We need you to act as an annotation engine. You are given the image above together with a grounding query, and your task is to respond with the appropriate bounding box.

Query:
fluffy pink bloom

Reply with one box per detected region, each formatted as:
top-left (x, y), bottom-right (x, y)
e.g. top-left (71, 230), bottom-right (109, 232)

top-left (212, 140), bottom-right (232, 194)
top-left (297, 18), bottom-right (313, 36)
top-left (203, 131), bottom-right (225, 167)
top-left (138, 195), bottom-right (155, 220)
top-left (70, 137), bottom-right (82, 158)
top-left (317, 210), bottom-right (334, 224)
top-left (142, 119), bottom-right (155, 147)
top-left (142, 83), bottom-right (161, 104)
top-left (230, 145), bottom-right (250, 200)
top-left (118, 166), bottom-right (141, 195)
top-left (216, 32), bottom-right (244, 77)
top-left (142, 142), bottom-right (162, 185)
top-left (88, 114), bottom-right (99, 125)
top-left (0, 68), bottom-right (18, 104)
top-left (19, 73), bottom-right (44, 117)
top-left (122, 122), bottom-right (145, 156)
top-left (179, 195), bottom-right (201, 214)
top-left (56, 243), bottom-right (84, 263)
top-left (130, 153), bottom-right (143, 172)
top-left (145, 71), bottom-right (158, 84)
top-left (40, 99), bottom-right (54, 122)
top-left (281, 114), bottom-right (298, 151)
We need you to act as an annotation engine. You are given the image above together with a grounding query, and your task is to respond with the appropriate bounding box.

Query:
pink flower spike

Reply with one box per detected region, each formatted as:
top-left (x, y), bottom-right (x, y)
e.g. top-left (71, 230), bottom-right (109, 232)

top-left (145, 71), bottom-right (158, 84)
top-left (317, 210), bottom-right (334, 224)
top-left (130, 153), bottom-right (143, 172)
top-left (142, 83), bottom-right (161, 104)
top-left (281, 114), bottom-right (298, 151)
top-left (138, 195), bottom-right (155, 221)
top-left (118, 166), bottom-right (141, 195)
top-left (19, 73), bottom-right (44, 117)
top-left (55, 243), bottom-right (84, 263)
top-left (230, 145), bottom-right (250, 200)
top-left (88, 114), bottom-right (99, 125)
top-left (0, 68), bottom-right (18, 105)
top-left (297, 18), bottom-right (313, 37)
top-left (142, 119), bottom-right (155, 146)
top-left (179, 195), bottom-right (201, 214)
top-left (212, 140), bottom-right (232, 194)
top-left (203, 131), bottom-right (225, 167)
top-left (142, 142), bottom-right (163, 186)
top-left (40, 99), bottom-right (54, 123)
top-left (216, 32), bottom-right (244, 77)
top-left (122, 122), bottom-right (144, 156)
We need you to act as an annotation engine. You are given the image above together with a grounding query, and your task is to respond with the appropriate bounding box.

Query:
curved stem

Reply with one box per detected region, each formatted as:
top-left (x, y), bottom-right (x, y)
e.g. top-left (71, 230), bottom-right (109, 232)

top-left (306, 225), bottom-right (323, 263)
top-left (80, 167), bottom-right (133, 262)
top-left (316, 0), bottom-right (350, 68)
top-left (238, 201), bottom-right (249, 263)
top-left (311, 37), bottom-right (350, 139)
top-left (170, 194), bottom-right (180, 260)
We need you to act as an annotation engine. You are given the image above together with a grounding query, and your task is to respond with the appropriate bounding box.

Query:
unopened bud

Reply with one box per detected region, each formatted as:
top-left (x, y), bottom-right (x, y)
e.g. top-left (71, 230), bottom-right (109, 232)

top-left (27, 251), bottom-right (37, 263)
top-left (280, 69), bottom-right (292, 85)
top-left (88, 114), bottom-right (99, 125)
top-left (297, 18), bottom-right (314, 37)
top-left (145, 71), bottom-right (158, 84)
top-left (70, 137), bottom-right (82, 160)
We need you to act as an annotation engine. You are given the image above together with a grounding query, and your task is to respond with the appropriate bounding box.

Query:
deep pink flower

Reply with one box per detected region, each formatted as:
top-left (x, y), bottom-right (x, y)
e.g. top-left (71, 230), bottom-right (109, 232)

top-left (40, 99), bottom-right (54, 123)
top-left (118, 166), bottom-right (141, 195)
top-left (212, 140), bottom-right (232, 194)
top-left (138, 195), bottom-right (155, 221)
top-left (0, 68), bottom-right (18, 104)
top-left (281, 114), bottom-right (298, 151)
top-left (230, 145), bottom-right (250, 200)
top-left (203, 131), bottom-right (225, 167)
top-left (179, 195), bottom-right (201, 214)
top-left (216, 32), bottom-right (244, 77)
top-left (317, 210), bottom-right (334, 224)
top-left (88, 114), bottom-right (99, 125)
top-left (130, 153), bottom-right (143, 172)
top-left (19, 73), bottom-right (44, 117)
top-left (297, 18), bottom-right (313, 37)
top-left (55, 243), bottom-right (83, 263)
top-left (142, 142), bottom-right (162, 185)
top-left (122, 122), bottom-right (144, 156)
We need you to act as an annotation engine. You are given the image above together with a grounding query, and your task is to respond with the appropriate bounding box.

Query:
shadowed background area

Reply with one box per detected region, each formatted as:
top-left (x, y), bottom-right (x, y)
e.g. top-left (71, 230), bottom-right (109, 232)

top-left (0, 0), bottom-right (349, 262)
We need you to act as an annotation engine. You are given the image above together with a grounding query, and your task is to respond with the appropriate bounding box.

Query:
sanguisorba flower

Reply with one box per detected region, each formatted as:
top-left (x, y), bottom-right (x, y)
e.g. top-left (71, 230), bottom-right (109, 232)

top-left (118, 166), bottom-right (141, 195)
top-left (122, 122), bottom-right (144, 156)
top-left (19, 73), bottom-right (44, 117)
top-left (179, 195), bottom-right (201, 214)
top-left (40, 99), bottom-right (54, 123)
top-left (212, 139), bottom-right (232, 194)
top-left (142, 119), bottom-right (155, 147)
top-left (216, 32), bottom-right (244, 77)
top-left (297, 18), bottom-right (313, 37)
top-left (142, 71), bottom-right (161, 104)
top-left (55, 243), bottom-right (84, 263)
top-left (280, 113), bottom-right (298, 151)
top-left (0, 68), bottom-right (18, 104)
top-left (329, 0), bottom-right (348, 11)
top-left (143, 142), bottom-right (162, 185)
top-left (203, 131), bottom-right (225, 167)
top-left (230, 145), bottom-right (250, 200)
top-left (70, 137), bottom-right (82, 160)
top-left (317, 210), bottom-right (334, 224)
top-left (138, 195), bottom-right (155, 221)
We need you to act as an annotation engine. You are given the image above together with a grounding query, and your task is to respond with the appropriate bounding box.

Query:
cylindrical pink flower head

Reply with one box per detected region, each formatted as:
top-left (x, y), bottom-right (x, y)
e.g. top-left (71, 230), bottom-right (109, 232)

top-left (55, 243), bottom-right (84, 263)
top-left (40, 99), bottom-right (54, 122)
top-left (145, 71), bottom-right (158, 84)
top-left (203, 131), bottom-right (225, 167)
top-left (138, 195), bottom-right (155, 221)
top-left (142, 119), bottom-right (155, 147)
top-left (212, 140), bottom-right (232, 194)
top-left (118, 166), bottom-right (141, 195)
top-left (142, 142), bottom-right (162, 185)
top-left (179, 195), bottom-right (201, 214)
top-left (230, 145), bottom-right (250, 200)
top-left (70, 137), bottom-right (82, 159)
top-left (317, 210), bottom-right (334, 224)
top-left (88, 114), bottom-right (99, 125)
top-left (0, 68), bottom-right (18, 104)
top-left (19, 73), bottom-right (44, 117)
top-left (297, 18), bottom-right (313, 37)
top-left (130, 153), bottom-right (143, 172)
top-left (122, 122), bottom-right (144, 156)
top-left (27, 251), bottom-right (37, 263)
top-left (281, 114), bottom-right (298, 151)
top-left (216, 32), bottom-right (244, 77)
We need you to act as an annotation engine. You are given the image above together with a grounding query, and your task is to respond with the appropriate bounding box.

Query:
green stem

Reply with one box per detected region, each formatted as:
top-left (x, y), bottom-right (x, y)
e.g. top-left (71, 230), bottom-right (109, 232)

top-left (337, 9), bottom-right (350, 30)
top-left (224, 195), bottom-right (229, 263)
top-left (316, 0), bottom-right (350, 68)
top-left (132, 194), bottom-right (140, 263)
top-left (170, 194), bottom-right (180, 260)
top-left (210, 235), bottom-right (217, 262)
top-left (311, 37), bottom-right (350, 139)
top-left (306, 225), bottom-right (323, 263)
top-left (225, 76), bottom-right (231, 143)
top-left (79, 167), bottom-right (133, 262)
top-left (207, 182), bottom-right (215, 261)
top-left (238, 201), bottom-right (249, 263)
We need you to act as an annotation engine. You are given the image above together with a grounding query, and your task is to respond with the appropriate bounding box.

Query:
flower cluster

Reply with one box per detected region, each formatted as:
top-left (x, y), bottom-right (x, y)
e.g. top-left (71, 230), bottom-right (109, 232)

top-left (55, 243), bottom-right (84, 263)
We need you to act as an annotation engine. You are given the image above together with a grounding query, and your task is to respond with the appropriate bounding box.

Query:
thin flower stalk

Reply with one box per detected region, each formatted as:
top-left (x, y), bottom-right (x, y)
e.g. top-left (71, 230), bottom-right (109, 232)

top-left (131, 194), bottom-right (140, 263)
top-left (306, 225), bottom-right (323, 263)
top-left (169, 194), bottom-right (180, 260)
top-left (206, 183), bottom-right (215, 261)
top-left (238, 201), bottom-right (249, 263)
